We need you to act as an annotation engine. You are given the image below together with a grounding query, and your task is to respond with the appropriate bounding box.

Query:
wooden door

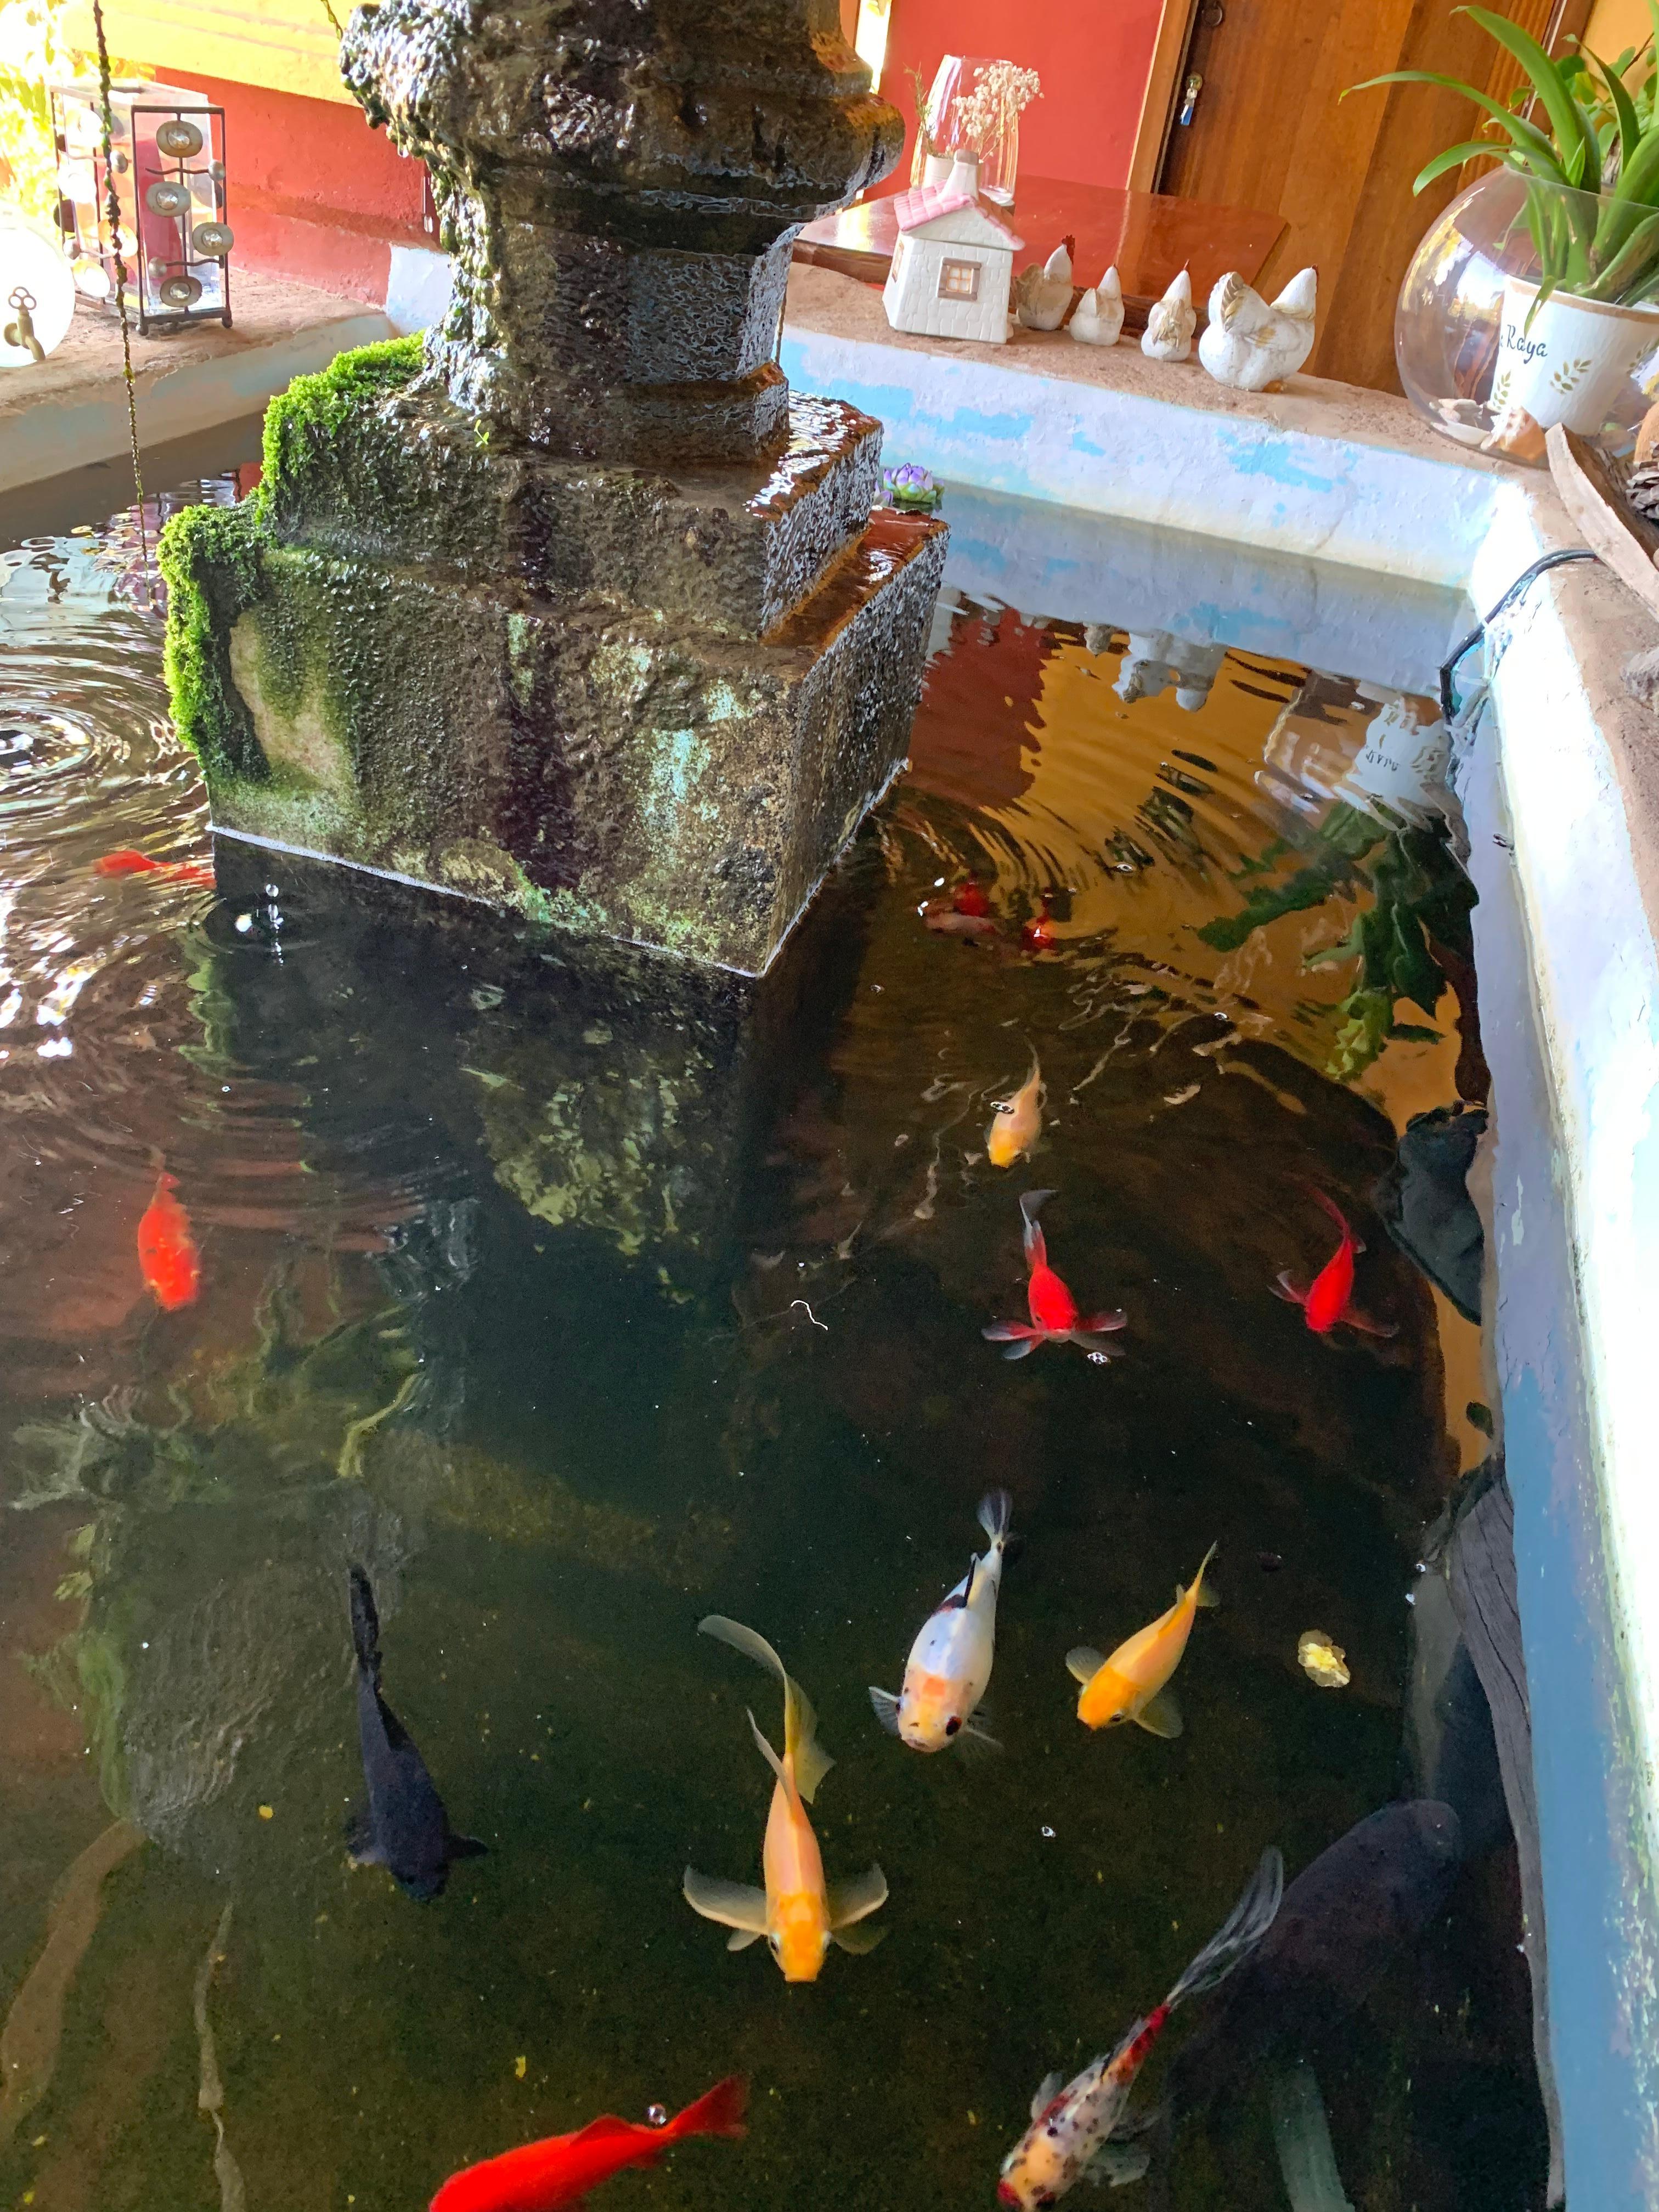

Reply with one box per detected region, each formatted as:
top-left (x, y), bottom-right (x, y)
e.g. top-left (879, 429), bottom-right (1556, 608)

top-left (1152, 0), bottom-right (1593, 390)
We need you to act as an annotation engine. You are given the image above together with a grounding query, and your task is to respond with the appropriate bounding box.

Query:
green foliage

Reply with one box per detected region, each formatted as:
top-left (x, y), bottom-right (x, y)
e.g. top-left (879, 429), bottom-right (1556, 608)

top-left (261, 332), bottom-right (424, 498)
top-left (1199, 804), bottom-right (1476, 1082)
top-left (157, 497), bottom-right (272, 780)
top-left (0, 0), bottom-right (66, 224)
top-left (1346, 2), bottom-right (1659, 306)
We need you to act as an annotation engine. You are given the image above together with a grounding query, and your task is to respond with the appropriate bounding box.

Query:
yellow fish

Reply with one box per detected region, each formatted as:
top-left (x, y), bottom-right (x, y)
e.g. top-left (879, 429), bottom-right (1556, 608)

top-left (1068, 1544), bottom-right (1218, 1737)
top-left (986, 1053), bottom-right (1043, 1169)
top-left (684, 1618), bottom-right (887, 1982)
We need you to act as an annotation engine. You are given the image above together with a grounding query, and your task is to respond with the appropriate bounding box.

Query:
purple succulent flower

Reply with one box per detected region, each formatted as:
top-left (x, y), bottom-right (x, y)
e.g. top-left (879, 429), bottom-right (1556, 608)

top-left (881, 462), bottom-right (941, 510)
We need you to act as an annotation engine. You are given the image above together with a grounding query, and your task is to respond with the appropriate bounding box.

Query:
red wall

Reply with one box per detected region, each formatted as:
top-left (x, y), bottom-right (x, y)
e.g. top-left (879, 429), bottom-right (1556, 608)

top-left (156, 70), bottom-right (428, 301)
top-left (876, 0), bottom-right (1165, 195)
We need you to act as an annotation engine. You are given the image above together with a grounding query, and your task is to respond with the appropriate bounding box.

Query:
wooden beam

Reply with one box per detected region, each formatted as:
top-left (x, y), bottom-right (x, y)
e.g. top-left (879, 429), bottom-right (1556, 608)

top-left (1127, 0), bottom-right (1198, 191)
top-left (59, 0), bottom-right (351, 106)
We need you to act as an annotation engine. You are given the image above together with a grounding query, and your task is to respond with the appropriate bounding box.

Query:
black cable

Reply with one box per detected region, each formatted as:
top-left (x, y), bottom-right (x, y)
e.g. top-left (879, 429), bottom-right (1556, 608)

top-left (1438, 547), bottom-right (1598, 721)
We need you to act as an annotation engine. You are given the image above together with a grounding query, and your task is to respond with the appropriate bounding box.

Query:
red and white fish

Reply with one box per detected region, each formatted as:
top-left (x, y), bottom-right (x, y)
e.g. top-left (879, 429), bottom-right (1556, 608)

top-left (870, 1491), bottom-right (1013, 1752)
top-left (685, 1618), bottom-right (886, 1980)
top-left (137, 1170), bottom-right (200, 1311)
top-left (1271, 1190), bottom-right (1394, 1336)
top-left (983, 1190), bottom-right (1125, 1361)
top-left (430, 2074), bottom-right (747, 2212)
top-left (996, 1851), bottom-right (1284, 2209)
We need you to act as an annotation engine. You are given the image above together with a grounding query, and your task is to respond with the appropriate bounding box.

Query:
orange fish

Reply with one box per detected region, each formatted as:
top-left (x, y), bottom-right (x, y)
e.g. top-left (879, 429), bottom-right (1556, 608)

top-left (95, 848), bottom-right (216, 890)
top-left (983, 1189), bottom-right (1125, 1360)
top-left (1069, 1544), bottom-right (1218, 1737)
top-left (137, 1171), bottom-right (200, 1310)
top-left (1271, 1190), bottom-right (1393, 1336)
top-left (430, 2075), bottom-right (747, 2212)
top-left (952, 875), bottom-right (991, 917)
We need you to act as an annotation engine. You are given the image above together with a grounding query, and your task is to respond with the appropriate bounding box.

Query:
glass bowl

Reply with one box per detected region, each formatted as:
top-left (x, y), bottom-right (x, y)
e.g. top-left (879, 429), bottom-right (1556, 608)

top-left (1395, 167), bottom-right (1659, 464)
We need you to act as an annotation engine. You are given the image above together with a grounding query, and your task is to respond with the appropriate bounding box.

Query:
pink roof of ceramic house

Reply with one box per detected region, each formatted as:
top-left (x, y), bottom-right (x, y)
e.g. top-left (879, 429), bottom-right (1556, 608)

top-left (889, 184), bottom-right (1023, 251)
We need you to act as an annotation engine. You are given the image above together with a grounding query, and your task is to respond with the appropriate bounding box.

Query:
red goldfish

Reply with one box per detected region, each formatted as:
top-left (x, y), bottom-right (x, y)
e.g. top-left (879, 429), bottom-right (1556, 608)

top-left (95, 848), bottom-right (216, 890)
top-left (430, 2075), bottom-right (747, 2212)
top-left (952, 875), bottom-right (991, 917)
top-left (983, 1189), bottom-right (1125, 1360)
top-left (1020, 903), bottom-right (1057, 952)
top-left (1271, 1190), bottom-right (1393, 1336)
top-left (137, 1171), bottom-right (200, 1310)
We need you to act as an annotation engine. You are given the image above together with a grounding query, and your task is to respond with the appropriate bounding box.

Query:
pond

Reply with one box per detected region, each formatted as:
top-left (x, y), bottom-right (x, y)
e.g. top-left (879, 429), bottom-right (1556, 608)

top-left (0, 443), bottom-right (1546, 2210)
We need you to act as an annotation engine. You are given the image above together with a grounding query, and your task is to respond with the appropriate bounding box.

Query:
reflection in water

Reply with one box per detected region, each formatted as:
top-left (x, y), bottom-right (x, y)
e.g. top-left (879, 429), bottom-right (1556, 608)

top-left (0, 461), bottom-right (1549, 2212)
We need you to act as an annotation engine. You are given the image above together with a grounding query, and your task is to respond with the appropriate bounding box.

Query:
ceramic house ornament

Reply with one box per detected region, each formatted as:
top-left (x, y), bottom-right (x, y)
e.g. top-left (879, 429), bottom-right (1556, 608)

top-left (1198, 267), bottom-right (1317, 391)
top-left (1069, 266), bottom-right (1123, 346)
top-left (883, 175), bottom-right (1024, 344)
top-left (1014, 235), bottom-right (1075, 330)
top-left (1141, 269), bottom-right (1195, 362)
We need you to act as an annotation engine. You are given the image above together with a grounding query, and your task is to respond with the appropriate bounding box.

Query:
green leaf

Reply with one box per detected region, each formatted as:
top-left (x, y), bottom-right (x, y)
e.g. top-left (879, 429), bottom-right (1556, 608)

top-left (1586, 203), bottom-right (1659, 296)
top-left (1345, 66), bottom-right (1569, 181)
top-left (1410, 138), bottom-right (1519, 193)
top-left (1589, 45), bottom-right (1643, 172)
top-left (1459, 5), bottom-right (1591, 182)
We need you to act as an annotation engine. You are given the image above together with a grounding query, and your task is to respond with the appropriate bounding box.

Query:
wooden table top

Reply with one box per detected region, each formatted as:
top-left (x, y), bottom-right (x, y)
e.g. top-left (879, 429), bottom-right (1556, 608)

top-left (795, 176), bottom-right (1286, 332)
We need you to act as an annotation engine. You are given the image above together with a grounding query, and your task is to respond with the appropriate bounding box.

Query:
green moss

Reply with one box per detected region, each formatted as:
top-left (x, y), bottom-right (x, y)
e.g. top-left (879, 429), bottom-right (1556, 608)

top-left (157, 498), bottom-right (273, 781)
top-left (261, 333), bottom-right (424, 501)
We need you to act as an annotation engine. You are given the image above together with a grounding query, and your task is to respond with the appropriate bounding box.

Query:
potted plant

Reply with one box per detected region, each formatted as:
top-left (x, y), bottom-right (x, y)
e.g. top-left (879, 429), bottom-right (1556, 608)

top-left (1351, 6), bottom-right (1659, 449)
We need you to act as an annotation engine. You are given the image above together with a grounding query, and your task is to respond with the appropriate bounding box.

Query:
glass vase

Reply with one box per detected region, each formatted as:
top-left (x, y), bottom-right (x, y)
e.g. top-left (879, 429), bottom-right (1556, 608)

top-left (917, 55), bottom-right (1025, 206)
top-left (1395, 167), bottom-right (1659, 465)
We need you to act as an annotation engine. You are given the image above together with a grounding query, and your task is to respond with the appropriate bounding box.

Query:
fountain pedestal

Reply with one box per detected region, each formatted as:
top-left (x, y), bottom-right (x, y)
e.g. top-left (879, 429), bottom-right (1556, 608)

top-left (160, 0), bottom-right (945, 974)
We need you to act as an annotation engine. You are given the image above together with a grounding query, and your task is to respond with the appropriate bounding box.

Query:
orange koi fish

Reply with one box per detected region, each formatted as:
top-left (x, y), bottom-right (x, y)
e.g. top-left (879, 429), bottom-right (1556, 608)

top-left (986, 1054), bottom-right (1043, 1170)
top-left (1271, 1190), bottom-right (1394, 1336)
top-left (997, 1852), bottom-right (1283, 2208)
top-left (95, 848), bottom-right (216, 890)
top-left (1020, 903), bottom-right (1057, 952)
top-left (430, 2074), bottom-right (747, 2212)
top-left (952, 875), bottom-right (991, 917)
top-left (137, 1170), bottom-right (200, 1311)
top-left (983, 1189), bottom-right (1125, 1359)
top-left (1069, 1544), bottom-right (1218, 1737)
top-left (684, 1618), bottom-right (886, 1981)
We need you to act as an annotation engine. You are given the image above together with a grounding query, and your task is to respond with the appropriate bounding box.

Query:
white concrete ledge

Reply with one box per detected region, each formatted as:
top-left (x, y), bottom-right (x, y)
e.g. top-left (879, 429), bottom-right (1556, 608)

top-left (0, 269), bottom-right (394, 494)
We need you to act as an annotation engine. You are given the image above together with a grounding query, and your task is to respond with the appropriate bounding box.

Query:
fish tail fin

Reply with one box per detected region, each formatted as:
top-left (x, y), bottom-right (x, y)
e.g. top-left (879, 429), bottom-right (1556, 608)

top-left (702, 1616), bottom-right (833, 1802)
top-left (1019, 1187), bottom-right (1056, 1265)
top-left (978, 1489), bottom-right (1014, 1553)
top-left (668, 2074), bottom-right (749, 2142)
top-left (1163, 1847), bottom-right (1283, 2011)
top-left (1310, 1188), bottom-right (1351, 1238)
top-left (1181, 1542), bottom-right (1221, 1610)
top-left (348, 1566), bottom-right (381, 1680)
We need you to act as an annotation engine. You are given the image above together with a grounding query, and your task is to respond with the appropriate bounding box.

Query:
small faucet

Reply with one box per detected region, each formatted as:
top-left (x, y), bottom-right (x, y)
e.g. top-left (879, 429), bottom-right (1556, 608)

top-left (4, 286), bottom-right (46, 364)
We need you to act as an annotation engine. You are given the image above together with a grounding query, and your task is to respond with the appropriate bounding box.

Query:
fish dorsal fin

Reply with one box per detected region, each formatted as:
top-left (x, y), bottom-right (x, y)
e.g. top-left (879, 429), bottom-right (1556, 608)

top-left (1066, 1646), bottom-right (1104, 1684)
top-left (1031, 2070), bottom-right (1065, 2120)
top-left (747, 1708), bottom-right (794, 1797)
top-left (567, 2115), bottom-right (638, 2146)
top-left (942, 1555), bottom-right (977, 1610)
top-left (702, 1615), bottom-right (832, 1803)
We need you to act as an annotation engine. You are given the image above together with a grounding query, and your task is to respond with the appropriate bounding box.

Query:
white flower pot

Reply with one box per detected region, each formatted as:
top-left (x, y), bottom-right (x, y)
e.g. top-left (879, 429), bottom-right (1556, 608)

top-left (1493, 275), bottom-right (1659, 433)
top-left (922, 151), bottom-right (955, 187)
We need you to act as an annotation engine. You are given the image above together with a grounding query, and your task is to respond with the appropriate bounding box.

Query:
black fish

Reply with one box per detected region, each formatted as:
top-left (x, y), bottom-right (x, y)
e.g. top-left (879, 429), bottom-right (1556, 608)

top-left (1149, 1800), bottom-right (1463, 2192)
top-left (347, 1566), bottom-right (484, 1901)
top-left (1374, 1103), bottom-right (1487, 1322)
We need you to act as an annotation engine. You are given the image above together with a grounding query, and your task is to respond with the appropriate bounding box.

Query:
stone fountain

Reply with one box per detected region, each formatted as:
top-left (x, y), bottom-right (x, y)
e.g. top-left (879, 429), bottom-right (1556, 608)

top-left (161, 0), bottom-right (946, 975)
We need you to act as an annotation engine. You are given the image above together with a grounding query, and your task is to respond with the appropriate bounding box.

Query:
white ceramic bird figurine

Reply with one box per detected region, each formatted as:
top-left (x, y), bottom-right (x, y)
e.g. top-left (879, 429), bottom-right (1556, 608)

top-left (1141, 268), bottom-right (1195, 362)
top-left (1198, 267), bottom-right (1317, 391)
top-left (1014, 236), bottom-right (1076, 331)
top-left (1069, 266), bottom-right (1123, 347)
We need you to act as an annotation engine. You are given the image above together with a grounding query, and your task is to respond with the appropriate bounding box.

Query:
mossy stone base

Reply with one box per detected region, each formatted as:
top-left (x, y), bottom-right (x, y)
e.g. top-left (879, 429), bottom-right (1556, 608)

top-left (195, 511), bottom-right (945, 975)
top-left (264, 351), bottom-right (887, 642)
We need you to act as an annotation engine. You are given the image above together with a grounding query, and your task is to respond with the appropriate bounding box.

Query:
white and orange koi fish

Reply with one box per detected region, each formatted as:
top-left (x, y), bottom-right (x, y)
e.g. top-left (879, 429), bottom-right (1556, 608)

top-left (1069, 1543), bottom-right (1218, 1739)
top-left (996, 1848), bottom-right (1284, 2209)
top-left (870, 1491), bottom-right (1013, 1752)
top-left (684, 1617), bottom-right (886, 1982)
